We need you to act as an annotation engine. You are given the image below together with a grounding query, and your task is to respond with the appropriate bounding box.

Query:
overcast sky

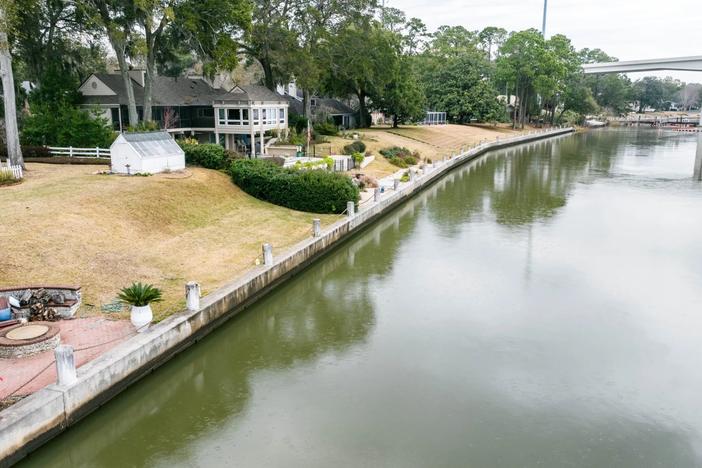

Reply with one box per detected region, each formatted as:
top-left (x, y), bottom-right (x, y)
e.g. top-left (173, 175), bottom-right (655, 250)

top-left (392, 0), bottom-right (702, 83)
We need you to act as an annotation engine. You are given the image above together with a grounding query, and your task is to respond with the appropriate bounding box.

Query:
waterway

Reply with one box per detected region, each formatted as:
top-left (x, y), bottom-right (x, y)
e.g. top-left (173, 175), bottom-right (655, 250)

top-left (20, 129), bottom-right (702, 467)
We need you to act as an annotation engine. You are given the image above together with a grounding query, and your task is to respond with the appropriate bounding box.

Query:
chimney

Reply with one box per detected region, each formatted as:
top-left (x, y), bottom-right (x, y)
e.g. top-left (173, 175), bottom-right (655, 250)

top-left (128, 69), bottom-right (145, 87)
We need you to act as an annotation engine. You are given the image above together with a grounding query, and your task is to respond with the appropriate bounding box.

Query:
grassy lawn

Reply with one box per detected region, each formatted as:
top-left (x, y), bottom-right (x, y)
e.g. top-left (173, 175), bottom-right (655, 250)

top-left (313, 123), bottom-right (533, 179)
top-left (0, 164), bottom-right (338, 321)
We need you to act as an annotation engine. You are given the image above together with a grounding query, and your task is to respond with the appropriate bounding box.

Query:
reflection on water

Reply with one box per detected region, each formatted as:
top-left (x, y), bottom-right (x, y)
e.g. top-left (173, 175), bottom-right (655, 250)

top-left (21, 129), bottom-right (702, 468)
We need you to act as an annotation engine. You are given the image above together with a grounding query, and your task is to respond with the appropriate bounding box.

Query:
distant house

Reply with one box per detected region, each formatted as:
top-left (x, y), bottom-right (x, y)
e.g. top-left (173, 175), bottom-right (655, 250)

top-left (79, 71), bottom-right (288, 157)
top-left (110, 131), bottom-right (185, 174)
top-left (277, 81), bottom-right (356, 129)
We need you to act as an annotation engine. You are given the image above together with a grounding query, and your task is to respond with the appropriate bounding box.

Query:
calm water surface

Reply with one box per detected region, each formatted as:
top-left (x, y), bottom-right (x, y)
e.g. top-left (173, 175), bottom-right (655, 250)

top-left (21, 129), bottom-right (702, 467)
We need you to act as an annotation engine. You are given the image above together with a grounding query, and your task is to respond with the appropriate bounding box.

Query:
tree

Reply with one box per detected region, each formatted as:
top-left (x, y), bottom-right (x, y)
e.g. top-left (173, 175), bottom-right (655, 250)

top-left (136, 0), bottom-right (173, 123)
top-left (80, 0), bottom-right (140, 126)
top-left (496, 29), bottom-right (548, 128)
top-left (163, 0), bottom-right (247, 78)
top-left (376, 57), bottom-right (425, 127)
top-left (580, 48), bottom-right (633, 115)
top-left (380, 6), bottom-right (405, 33)
top-left (424, 52), bottom-right (503, 124)
top-left (322, 19), bottom-right (396, 128)
top-left (679, 83), bottom-right (702, 110)
top-left (428, 25), bottom-right (478, 58)
top-left (478, 26), bottom-right (507, 61)
top-left (0, 2), bottom-right (22, 166)
top-left (633, 76), bottom-right (664, 112)
top-left (240, 0), bottom-right (294, 90)
top-left (290, 0), bottom-right (375, 119)
top-left (402, 17), bottom-right (427, 55)
top-left (21, 102), bottom-right (115, 147)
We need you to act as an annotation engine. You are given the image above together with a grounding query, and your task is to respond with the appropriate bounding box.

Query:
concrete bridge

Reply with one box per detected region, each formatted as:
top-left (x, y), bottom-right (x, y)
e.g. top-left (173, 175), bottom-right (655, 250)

top-left (582, 55), bottom-right (702, 74)
top-left (582, 55), bottom-right (702, 180)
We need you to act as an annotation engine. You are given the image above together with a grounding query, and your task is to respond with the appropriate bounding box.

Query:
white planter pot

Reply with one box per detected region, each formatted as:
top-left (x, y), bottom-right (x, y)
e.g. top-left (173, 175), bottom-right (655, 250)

top-left (130, 304), bottom-right (153, 332)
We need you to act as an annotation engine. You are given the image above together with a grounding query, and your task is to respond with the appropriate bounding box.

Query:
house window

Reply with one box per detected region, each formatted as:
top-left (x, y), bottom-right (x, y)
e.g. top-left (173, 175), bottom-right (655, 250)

top-left (217, 107), bottom-right (249, 126)
top-left (253, 109), bottom-right (259, 123)
top-left (311, 98), bottom-right (317, 107)
top-left (197, 108), bottom-right (214, 118)
top-left (279, 108), bottom-right (285, 123)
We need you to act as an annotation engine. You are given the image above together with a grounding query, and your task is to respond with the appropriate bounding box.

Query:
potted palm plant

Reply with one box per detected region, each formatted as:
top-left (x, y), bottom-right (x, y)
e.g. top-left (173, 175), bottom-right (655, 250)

top-left (118, 282), bottom-right (162, 332)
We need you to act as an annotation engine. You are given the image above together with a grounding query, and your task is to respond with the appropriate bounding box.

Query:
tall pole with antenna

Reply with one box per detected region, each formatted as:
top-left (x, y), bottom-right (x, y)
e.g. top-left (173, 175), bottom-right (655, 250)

top-left (541, 0), bottom-right (548, 36)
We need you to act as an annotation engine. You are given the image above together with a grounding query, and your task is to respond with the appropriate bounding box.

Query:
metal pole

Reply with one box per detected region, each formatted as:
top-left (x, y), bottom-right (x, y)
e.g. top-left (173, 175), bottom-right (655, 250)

top-left (542, 0), bottom-right (548, 37)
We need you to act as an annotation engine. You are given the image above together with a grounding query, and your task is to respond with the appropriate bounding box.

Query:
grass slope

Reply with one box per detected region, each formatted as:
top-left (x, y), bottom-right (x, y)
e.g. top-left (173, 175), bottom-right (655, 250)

top-left (0, 164), bottom-right (337, 320)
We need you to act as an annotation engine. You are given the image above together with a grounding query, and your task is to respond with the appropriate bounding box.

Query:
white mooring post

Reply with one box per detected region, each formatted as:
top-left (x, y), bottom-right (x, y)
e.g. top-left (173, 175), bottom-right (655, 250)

top-left (346, 201), bottom-right (355, 217)
top-left (393, 178), bottom-right (400, 191)
top-left (409, 169), bottom-right (415, 182)
top-left (312, 218), bottom-right (321, 237)
top-left (374, 187), bottom-right (381, 202)
top-left (185, 282), bottom-right (200, 311)
top-left (55, 345), bottom-right (77, 386)
top-left (262, 243), bottom-right (273, 266)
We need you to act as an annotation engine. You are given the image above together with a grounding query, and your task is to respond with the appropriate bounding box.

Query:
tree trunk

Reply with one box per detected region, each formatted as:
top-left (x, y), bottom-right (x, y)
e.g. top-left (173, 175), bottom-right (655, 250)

top-left (0, 12), bottom-right (23, 167)
top-left (513, 81), bottom-right (519, 129)
top-left (303, 89), bottom-right (312, 121)
top-left (261, 57), bottom-right (275, 91)
top-left (143, 13), bottom-right (170, 124)
top-left (357, 89), bottom-right (367, 128)
top-left (392, 114), bottom-right (398, 128)
top-left (109, 33), bottom-right (138, 127)
top-left (143, 53), bottom-right (155, 123)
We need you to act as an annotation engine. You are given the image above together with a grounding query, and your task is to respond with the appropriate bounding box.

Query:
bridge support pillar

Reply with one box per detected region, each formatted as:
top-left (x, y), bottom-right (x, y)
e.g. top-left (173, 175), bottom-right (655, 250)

top-left (695, 134), bottom-right (702, 181)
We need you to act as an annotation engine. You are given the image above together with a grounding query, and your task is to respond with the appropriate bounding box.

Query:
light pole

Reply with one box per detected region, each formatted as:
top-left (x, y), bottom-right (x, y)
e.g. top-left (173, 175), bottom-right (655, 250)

top-left (541, 0), bottom-right (548, 37)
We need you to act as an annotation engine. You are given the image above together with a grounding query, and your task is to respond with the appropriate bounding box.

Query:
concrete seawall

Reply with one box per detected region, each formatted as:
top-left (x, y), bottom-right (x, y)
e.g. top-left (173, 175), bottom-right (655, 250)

top-left (0, 127), bottom-right (574, 466)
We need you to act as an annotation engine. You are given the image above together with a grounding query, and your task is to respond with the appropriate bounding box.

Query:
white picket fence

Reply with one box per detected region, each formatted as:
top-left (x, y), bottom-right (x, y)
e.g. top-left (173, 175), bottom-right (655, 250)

top-left (48, 146), bottom-right (110, 159)
top-left (0, 162), bottom-right (23, 179)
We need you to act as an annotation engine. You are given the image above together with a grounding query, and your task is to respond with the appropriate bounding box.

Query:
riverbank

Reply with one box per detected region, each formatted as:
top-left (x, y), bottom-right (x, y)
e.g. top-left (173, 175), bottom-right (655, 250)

top-left (0, 127), bottom-right (573, 466)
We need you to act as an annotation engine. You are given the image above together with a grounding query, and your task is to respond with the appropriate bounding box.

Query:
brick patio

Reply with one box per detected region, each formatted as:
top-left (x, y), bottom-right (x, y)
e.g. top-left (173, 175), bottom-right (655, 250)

top-left (0, 317), bottom-right (134, 399)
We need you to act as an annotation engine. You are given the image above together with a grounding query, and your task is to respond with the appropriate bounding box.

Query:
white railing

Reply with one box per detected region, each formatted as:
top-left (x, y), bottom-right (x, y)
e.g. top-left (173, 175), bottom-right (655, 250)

top-left (0, 162), bottom-right (23, 179)
top-left (47, 146), bottom-right (110, 159)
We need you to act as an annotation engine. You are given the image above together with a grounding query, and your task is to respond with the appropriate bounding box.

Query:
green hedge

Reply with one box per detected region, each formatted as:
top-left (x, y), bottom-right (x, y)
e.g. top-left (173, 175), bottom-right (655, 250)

top-left (230, 159), bottom-right (359, 214)
top-left (178, 143), bottom-right (235, 170)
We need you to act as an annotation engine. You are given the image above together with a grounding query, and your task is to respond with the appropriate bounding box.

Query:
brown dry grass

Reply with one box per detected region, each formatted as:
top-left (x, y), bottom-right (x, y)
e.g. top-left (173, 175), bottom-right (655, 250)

top-left (314, 123), bottom-right (534, 179)
top-left (0, 165), bottom-right (338, 321)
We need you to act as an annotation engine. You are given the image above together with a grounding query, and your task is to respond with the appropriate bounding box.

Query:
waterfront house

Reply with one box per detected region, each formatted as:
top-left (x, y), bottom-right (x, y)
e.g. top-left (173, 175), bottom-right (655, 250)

top-left (277, 82), bottom-right (356, 129)
top-left (79, 72), bottom-right (289, 157)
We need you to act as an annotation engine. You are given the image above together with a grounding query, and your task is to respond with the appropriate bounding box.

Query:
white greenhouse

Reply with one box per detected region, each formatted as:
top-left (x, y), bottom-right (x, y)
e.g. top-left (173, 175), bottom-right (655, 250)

top-left (110, 132), bottom-right (185, 174)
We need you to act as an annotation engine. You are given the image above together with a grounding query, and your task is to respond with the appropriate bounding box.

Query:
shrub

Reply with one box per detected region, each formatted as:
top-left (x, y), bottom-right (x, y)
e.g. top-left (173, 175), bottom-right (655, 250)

top-left (21, 103), bottom-right (116, 148)
top-left (351, 152), bottom-right (364, 165)
top-left (117, 282), bottom-right (162, 307)
top-left (380, 146), bottom-right (420, 168)
top-left (314, 120), bottom-right (338, 136)
top-left (230, 159), bottom-right (359, 214)
top-left (288, 114), bottom-right (308, 133)
top-left (178, 143), bottom-right (230, 170)
top-left (261, 156), bottom-right (285, 167)
top-left (0, 145), bottom-right (51, 159)
top-left (0, 170), bottom-right (19, 186)
top-left (342, 140), bottom-right (366, 155)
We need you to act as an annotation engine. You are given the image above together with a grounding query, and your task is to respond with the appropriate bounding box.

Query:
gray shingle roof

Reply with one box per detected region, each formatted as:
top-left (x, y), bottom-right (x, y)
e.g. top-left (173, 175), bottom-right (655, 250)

top-left (213, 85), bottom-right (288, 104)
top-left (81, 75), bottom-right (286, 107)
top-left (316, 98), bottom-right (354, 115)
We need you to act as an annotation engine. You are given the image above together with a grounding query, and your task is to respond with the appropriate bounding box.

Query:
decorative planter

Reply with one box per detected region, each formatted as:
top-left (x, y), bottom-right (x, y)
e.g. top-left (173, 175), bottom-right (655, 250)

top-left (130, 304), bottom-right (153, 332)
